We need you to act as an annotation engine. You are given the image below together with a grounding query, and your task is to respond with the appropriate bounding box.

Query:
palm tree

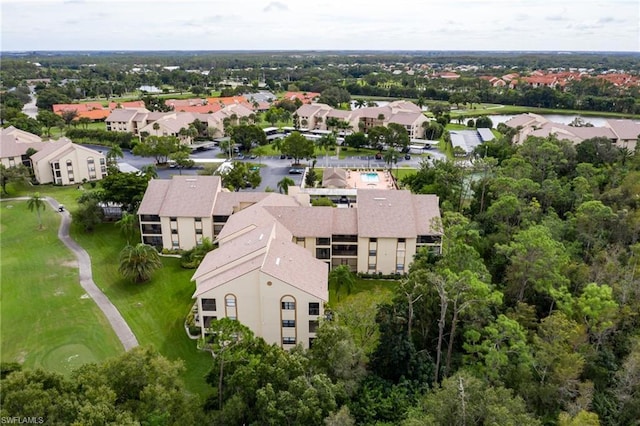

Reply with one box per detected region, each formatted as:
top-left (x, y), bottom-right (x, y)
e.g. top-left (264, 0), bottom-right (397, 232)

top-left (328, 265), bottom-right (355, 301)
top-left (78, 117), bottom-right (92, 129)
top-left (277, 177), bottom-right (295, 195)
top-left (384, 148), bottom-right (398, 171)
top-left (354, 99), bottom-right (366, 109)
top-left (318, 133), bottom-right (337, 166)
top-left (116, 212), bottom-right (138, 244)
top-left (118, 243), bottom-right (163, 283)
top-left (140, 164), bottom-right (158, 180)
top-left (27, 192), bottom-right (45, 230)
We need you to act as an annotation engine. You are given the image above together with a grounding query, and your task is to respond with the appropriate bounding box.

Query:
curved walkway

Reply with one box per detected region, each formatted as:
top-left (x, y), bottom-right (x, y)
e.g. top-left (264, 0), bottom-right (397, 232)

top-left (2, 197), bottom-right (139, 351)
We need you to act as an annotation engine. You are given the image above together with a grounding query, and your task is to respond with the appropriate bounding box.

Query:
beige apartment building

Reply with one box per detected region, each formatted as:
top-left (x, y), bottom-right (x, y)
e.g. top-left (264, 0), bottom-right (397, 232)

top-left (30, 139), bottom-right (107, 185)
top-left (192, 221), bottom-right (329, 349)
top-left (295, 100), bottom-right (430, 139)
top-left (137, 175), bottom-right (442, 274)
top-left (137, 175), bottom-right (441, 348)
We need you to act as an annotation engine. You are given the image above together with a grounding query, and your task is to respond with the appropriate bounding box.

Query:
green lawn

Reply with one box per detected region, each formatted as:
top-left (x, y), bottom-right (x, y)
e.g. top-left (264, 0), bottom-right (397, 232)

top-left (330, 277), bottom-right (398, 305)
top-left (1, 182), bottom-right (213, 398)
top-left (450, 103), bottom-right (640, 119)
top-left (392, 166), bottom-right (418, 181)
top-left (0, 200), bottom-right (123, 374)
top-left (71, 223), bottom-right (213, 398)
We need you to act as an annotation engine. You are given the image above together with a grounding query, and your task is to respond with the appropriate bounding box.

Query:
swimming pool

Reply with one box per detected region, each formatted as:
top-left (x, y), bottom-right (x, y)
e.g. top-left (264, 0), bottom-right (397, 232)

top-left (360, 172), bottom-right (380, 183)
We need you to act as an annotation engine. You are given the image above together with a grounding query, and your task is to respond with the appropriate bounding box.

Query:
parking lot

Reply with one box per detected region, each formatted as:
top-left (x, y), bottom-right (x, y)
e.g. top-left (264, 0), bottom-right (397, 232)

top-left (87, 144), bottom-right (445, 192)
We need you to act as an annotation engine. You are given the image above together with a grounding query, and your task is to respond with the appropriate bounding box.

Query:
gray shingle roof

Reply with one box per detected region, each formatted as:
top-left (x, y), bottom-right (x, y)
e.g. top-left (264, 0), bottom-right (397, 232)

top-left (137, 175), bottom-right (221, 217)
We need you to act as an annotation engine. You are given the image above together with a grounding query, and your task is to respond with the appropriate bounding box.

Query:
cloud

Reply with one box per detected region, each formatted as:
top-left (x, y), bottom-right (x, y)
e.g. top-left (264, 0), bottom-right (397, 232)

top-left (597, 16), bottom-right (624, 24)
top-left (545, 14), bottom-right (568, 21)
top-left (264, 1), bottom-right (288, 12)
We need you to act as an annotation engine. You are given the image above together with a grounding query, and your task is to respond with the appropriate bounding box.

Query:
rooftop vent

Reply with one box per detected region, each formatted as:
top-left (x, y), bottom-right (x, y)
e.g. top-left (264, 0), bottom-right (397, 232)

top-left (275, 257), bottom-right (281, 266)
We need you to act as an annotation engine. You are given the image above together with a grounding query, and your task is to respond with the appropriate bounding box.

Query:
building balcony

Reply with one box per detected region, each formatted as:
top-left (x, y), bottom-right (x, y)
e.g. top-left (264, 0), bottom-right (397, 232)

top-left (331, 249), bottom-right (358, 257)
top-left (140, 214), bottom-right (161, 222)
top-left (141, 225), bottom-right (162, 234)
top-left (332, 234), bottom-right (358, 243)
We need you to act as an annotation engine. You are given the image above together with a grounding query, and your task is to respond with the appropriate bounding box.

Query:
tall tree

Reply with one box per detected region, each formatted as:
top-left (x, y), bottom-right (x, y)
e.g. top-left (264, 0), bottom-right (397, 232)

top-left (497, 225), bottom-right (572, 312)
top-left (116, 211), bottom-right (138, 244)
top-left (277, 176), bottom-right (295, 195)
top-left (403, 371), bottom-right (541, 426)
top-left (36, 110), bottom-right (63, 137)
top-left (27, 192), bottom-right (45, 230)
top-left (281, 131), bottom-right (315, 164)
top-left (229, 124), bottom-right (267, 152)
top-left (328, 265), bottom-right (356, 301)
top-left (118, 243), bottom-right (163, 283)
top-left (132, 135), bottom-right (187, 165)
top-left (0, 164), bottom-right (30, 195)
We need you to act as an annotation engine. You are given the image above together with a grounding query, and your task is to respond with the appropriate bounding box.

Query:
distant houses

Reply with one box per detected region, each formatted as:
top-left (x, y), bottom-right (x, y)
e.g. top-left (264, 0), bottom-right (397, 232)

top-left (505, 113), bottom-right (640, 150)
top-left (105, 103), bottom-right (255, 144)
top-left (53, 101), bottom-right (146, 122)
top-left (295, 100), bottom-right (430, 139)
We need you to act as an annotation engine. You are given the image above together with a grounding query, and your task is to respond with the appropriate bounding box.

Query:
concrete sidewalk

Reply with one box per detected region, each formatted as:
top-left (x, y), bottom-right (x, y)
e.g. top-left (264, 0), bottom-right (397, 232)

top-left (3, 197), bottom-right (139, 351)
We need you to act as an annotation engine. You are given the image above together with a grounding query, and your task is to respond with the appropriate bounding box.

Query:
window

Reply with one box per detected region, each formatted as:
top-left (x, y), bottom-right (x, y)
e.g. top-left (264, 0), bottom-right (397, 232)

top-left (170, 217), bottom-right (177, 221)
top-left (316, 248), bottom-right (330, 260)
top-left (195, 217), bottom-right (202, 222)
top-left (171, 229), bottom-right (178, 234)
top-left (309, 302), bottom-right (320, 316)
top-left (368, 263), bottom-right (376, 271)
top-left (397, 264), bottom-right (405, 272)
top-left (195, 228), bottom-right (203, 234)
top-left (282, 320), bottom-right (296, 327)
top-left (296, 237), bottom-right (305, 243)
top-left (202, 298), bottom-right (216, 311)
top-left (309, 320), bottom-right (319, 333)
top-left (225, 296), bottom-right (236, 307)
top-left (309, 337), bottom-right (316, 348)
top-left (369, 250), bottom-right (376, 256)
top-left (283, 337), bottom-right (296, 345)
top-left (316, 237), bottom-right (330, 246)
top-left (282, 301), bottom-right (295, 310)
top-left (203, 316), bottom-right (217, 328)
top-left (370, 238), bottom-right (377, 243)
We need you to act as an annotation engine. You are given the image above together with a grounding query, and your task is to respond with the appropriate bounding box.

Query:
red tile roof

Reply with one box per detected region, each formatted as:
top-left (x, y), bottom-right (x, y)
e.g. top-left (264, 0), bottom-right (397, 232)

top-left (282, 92), bottom-right (320, 104)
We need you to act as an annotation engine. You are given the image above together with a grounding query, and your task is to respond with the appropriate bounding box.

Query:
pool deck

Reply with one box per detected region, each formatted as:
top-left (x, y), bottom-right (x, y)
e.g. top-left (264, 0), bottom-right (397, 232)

top-left (345, 169), bottom-right (396, 190)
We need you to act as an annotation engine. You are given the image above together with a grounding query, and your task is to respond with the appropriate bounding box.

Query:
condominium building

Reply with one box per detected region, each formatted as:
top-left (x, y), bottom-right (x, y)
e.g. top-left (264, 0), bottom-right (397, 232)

top-left (137, 175), bottom-right (441, 348)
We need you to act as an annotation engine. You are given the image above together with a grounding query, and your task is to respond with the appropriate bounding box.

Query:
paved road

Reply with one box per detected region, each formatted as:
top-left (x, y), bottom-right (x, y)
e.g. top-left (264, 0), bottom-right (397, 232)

top-left (2, 197), bottom-right (139, 351)
top-left (21, 86), bottom-right (38, 119)
top-left (84, 143), bottom-right (444, 192)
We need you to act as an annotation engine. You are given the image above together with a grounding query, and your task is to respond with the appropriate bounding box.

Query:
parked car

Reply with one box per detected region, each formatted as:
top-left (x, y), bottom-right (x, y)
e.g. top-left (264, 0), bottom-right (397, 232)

top-left (404, 154), bottom-right (411, 160)
top-left (289, 168), bottom-right (304, 174)
top-left (280, 154), bottom-right (286, 159)
top-left (235, 154), bottom-right (245, 160)
top-left (249, 154), bottom-right (257, 159)
top-left (375, 152), bottom-right (382, 160)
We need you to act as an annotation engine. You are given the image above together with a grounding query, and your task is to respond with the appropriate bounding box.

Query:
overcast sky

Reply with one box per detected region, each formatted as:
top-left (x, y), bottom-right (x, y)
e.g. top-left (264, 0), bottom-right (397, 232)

top-left (2, 0), bottom-right (639, 52)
